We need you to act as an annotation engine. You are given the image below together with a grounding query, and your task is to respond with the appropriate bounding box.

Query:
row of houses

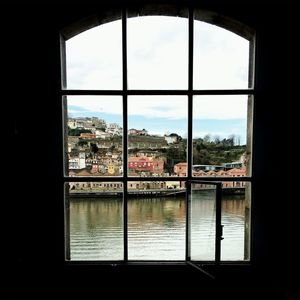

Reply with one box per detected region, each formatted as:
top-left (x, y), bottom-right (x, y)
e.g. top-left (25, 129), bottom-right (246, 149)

top-left (69, 176), bottom-right (246, 192)
top-left (69, 152), bottom-right (246, 178)
top-left (69, 116), bottom-right (180, 144)
top-left (173, 162), bottom-right (246, 177)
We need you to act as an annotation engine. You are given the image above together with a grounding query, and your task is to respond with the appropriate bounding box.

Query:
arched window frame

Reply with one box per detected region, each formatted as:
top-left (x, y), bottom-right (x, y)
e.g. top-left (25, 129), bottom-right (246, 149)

top-left (60, 4), bottom-right (256, 265)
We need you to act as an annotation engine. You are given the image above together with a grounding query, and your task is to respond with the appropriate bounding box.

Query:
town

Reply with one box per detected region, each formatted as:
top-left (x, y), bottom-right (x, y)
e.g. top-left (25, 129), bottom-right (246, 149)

top-left (67, 116), bottom-right (247, 192)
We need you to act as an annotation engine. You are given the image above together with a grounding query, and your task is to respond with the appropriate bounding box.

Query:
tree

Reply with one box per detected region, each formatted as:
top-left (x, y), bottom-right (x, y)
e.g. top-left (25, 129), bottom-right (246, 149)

top-left (228, 134), bottom-right (235, 147)
top-left (90, 143), bottom-right (99, 157)
top-left (214, 135), bottom-right (221, 144)
top-left (203, 134), bottom-right (211, 143)
top-left (68, 127), bottom-right (92, 136)
top-left (78, 140), bottom-right (88, 147)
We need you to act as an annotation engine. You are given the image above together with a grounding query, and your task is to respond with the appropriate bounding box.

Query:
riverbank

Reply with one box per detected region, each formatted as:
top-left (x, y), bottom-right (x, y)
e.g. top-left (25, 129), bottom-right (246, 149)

top-left (68, 187), bottom-right (245, 198)
top-left (69, 188), bottom-right (185, 198)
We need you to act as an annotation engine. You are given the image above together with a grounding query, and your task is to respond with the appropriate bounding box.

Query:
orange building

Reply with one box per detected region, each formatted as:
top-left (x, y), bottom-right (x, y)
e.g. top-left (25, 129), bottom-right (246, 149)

top-left (173, 162), bottom-right (187, 176)
top-left (80, 133), bottom-right (96, 139)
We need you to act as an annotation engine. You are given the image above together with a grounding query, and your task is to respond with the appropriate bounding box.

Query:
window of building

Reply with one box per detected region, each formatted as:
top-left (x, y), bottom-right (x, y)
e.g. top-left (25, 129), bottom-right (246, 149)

top-left (61, 6), bottom-right (255, 264)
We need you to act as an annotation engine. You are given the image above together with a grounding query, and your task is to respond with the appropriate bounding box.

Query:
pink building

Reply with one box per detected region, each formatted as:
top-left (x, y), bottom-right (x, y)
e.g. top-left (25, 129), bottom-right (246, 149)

top-left (128, 156), bottom-right (164, 175)
top-left (173, 162), bottom-right (187, 176)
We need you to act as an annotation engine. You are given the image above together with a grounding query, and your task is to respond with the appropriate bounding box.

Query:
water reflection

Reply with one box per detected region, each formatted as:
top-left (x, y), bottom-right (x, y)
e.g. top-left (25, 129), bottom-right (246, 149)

top-left (128, 197), bottom-right (185, 260)
top-left (191, 190), bottom-right (216, 261)
top-left (221, 195), bottom-right (245, 260)
top-left (70, 198), bottom-right (123, 260)
top-left (69, 194), bottom-right (245, 261)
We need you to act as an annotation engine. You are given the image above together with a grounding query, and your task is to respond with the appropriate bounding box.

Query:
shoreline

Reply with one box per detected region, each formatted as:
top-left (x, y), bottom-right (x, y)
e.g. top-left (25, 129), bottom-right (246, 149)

top-left (68, 187), bottom-right (245, 198)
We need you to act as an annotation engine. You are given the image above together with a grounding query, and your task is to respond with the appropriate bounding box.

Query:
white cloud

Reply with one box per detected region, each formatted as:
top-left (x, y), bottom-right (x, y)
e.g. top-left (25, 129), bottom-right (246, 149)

top-left (66, 17), bottom-right (249, 120)
top-left (127, 16), bottom-right (188, 89)
top-left (66, 20), bottom-right (122, 89)
top-left (68, 96), bottom-right (123, 115)
top-left (67, 95), bottom-right (248, 120)
top-left (193, 130), bottom-right (230, 138)
top-left (193, 95), bottom-right (248, 119)
top-left (66, 16), bottom-right (249, 91)
top-left (194, 21), bottom-right (249, 89)
top-left (128, 96), bottom-right (187, 119)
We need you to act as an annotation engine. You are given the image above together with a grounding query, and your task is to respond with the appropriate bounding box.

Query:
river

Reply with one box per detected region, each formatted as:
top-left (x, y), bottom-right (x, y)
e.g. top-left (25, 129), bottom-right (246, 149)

top-left (68, 192), bottom-right (246, 261)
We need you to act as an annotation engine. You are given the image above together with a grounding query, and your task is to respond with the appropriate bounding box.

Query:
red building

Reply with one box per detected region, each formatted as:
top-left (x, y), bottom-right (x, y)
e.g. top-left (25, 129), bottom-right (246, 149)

top-left (128, 156), bottom-right (153, 172)
top-left (128, 156), bottom-right (164, 175)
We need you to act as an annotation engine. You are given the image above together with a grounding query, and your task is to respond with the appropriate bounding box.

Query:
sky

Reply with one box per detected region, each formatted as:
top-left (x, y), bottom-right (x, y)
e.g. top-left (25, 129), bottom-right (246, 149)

top-left (66, 16), bottom-right (249, 144)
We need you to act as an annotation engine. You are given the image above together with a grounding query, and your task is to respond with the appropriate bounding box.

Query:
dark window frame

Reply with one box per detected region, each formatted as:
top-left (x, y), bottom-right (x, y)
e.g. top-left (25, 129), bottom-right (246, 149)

top-left (60, 6), bottom-right (255, 265)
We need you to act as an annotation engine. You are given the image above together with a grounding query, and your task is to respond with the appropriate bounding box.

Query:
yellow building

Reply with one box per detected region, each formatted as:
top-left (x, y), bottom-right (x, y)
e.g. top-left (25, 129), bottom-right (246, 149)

top-left (108, 164), bottom-right (115, 174)
top-left (166, 181), bottom-right (180, 189)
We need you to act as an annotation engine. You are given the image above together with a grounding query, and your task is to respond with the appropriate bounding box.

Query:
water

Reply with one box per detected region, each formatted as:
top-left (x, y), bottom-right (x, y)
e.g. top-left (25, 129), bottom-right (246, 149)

top-left (69, 193), bottom-right (246, 261)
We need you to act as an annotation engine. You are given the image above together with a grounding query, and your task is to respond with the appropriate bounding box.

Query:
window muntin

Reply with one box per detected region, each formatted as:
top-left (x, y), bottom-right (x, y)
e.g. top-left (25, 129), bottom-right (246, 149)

top-left (62, 9), bottom-right (254, 263)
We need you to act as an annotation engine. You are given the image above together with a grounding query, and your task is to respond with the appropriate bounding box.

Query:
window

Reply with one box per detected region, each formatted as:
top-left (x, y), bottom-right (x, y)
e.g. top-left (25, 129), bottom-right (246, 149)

top-left (61, 7), bottom-right (255, 264)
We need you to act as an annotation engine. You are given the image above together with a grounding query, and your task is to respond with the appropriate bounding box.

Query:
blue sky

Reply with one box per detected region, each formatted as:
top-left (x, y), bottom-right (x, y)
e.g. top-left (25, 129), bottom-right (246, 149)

top-left (68, 103), bottom-right (246, 144)
top-left (66, 16), bottom-right (249, 145)
top-left (68, 94), bottom-right (247, 144)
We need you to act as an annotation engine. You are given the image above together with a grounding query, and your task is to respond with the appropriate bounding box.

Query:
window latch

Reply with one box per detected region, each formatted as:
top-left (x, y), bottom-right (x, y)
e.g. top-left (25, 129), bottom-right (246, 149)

top-left (220, 224), bottom-right (224, 240)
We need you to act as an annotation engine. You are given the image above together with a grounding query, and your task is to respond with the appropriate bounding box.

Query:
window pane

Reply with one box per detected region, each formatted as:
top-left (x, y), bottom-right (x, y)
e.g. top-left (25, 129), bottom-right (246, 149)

top-left (65, 18), bottom-right (122, 90)
top-left (193, 20), bottom-right (249, 89)
top-left (192, 95), bottom-right (251, 177)
top-left (64, 96), bottom-right (123, 177)
top-left (221, 182), bottom-right (251, 261)
top-left (65, 182), bottom-right (123, 260)
top-left (127, 16), bottom-right (188, 89)
top-left (190, 183), bottom-right (216, 260)
top-left (128, 181), bottom-right (185, 260)
top-left (128, 96), bottom-right (187, 177)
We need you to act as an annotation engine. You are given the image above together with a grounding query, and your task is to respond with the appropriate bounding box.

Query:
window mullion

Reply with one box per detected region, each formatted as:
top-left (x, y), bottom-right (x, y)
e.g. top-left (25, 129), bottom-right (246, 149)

top-left (215, 183), bottom-right (222, 265)
top-left (187, 7), bottom-right (194, 179)
top-left (186, 7), bottom-right (194, 261)
top-left (122, 8), bottom-right (128, 262)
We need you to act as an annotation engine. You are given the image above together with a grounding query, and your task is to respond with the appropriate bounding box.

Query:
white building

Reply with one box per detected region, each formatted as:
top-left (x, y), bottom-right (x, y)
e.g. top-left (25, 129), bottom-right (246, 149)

top-left (95, 130), bottom-right (111, 139)
top-left (69, 152), bottom-right (86, 169)
top-left (164, 134), bottom-right (178, 144)
top-left (107, 123), bottom-right (122, 135)
top-left (68, 119), bottom-right (77, 129)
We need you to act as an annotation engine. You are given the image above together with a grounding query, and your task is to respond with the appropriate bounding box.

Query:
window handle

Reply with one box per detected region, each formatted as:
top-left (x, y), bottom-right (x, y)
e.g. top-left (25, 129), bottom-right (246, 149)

top-left (220, 224), bottom-right (224, 240)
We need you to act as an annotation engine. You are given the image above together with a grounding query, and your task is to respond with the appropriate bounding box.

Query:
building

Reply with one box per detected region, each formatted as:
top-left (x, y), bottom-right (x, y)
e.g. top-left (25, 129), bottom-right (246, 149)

top-left (128, 156), bottom-right (154, 173)
top-left (80, 133), bottom-right (96, 139)
top-left (95, 130), bottom-right (111, 139)
top-left (68, 118), bottom-right (77, 129)
top-left (223, 161), bottom-right (243, 170)
top-left (128, 156), bottom-right (164, 175)
top-left (68, 152), bottom-right (86, 170)
top-left (193, 164), bottom-right (224, 172)
top-left (107, 163), bottom-right (115, 174)
top-left (173, 162), bottom-right (187, 176)
top-left (128, 128), bottom-right (148, 135)
top-left (106, 123), bottom-right (122, 136)
top-left (164, 133), bottom-right (179, 144)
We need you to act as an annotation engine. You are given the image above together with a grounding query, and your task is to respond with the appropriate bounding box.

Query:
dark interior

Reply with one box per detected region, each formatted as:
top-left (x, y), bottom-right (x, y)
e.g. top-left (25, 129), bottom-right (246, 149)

top-left (12, 1), bottom-right (299, 298)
